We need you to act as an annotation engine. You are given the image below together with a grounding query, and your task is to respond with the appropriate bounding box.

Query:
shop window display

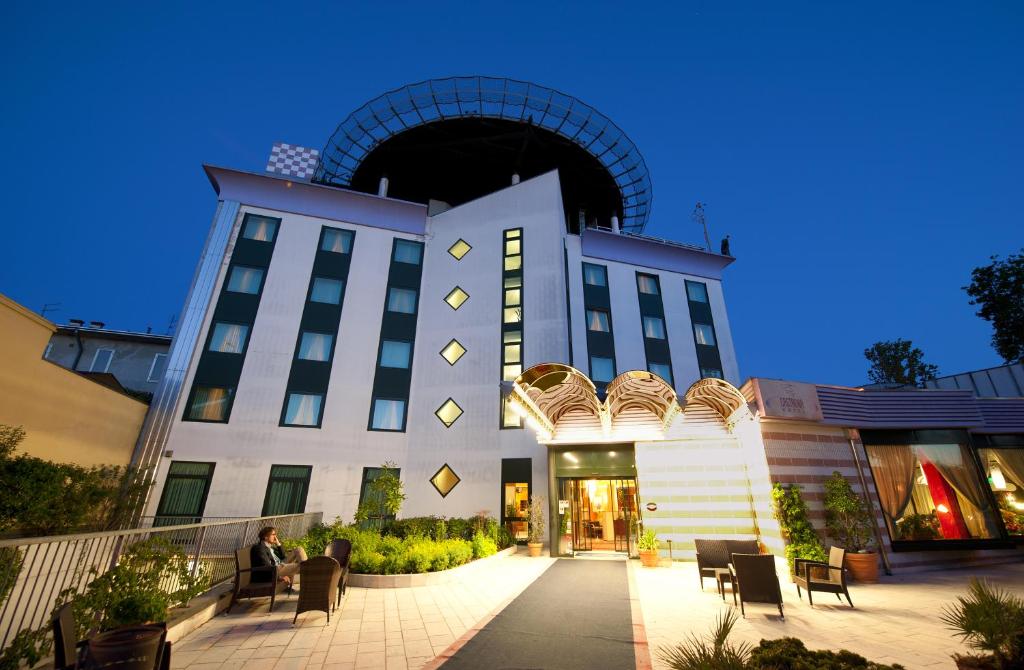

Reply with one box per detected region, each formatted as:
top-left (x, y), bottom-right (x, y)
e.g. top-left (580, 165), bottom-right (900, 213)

top-left (979, 448), bottom-right (1024, 537)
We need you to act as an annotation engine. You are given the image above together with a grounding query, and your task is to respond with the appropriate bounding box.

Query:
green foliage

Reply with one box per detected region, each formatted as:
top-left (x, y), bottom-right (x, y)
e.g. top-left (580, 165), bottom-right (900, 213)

top-left (527, 495), bottom-right (546, 543)
top-left (940, 578), bottom-right (1024, 669)
top-left (864, 339), bottom-right (939, 387)
top-left (471, 531), bottom-right (498, 559)
top-left (638, 527), bottom-right (660, 552)
top-left (772, 483), bottom-right (827, 573)
top-left (823, 471), bottom-right (874, 552)
top-left (657, 609), bottom-right (751, 670)
top-left (748, 637), bottom-right (906, 669)
top-left (0, 423), bottom-right (152, 536)
top-left (963, 249), bottom-right (1024, 363)
top-left (894, 512), bottom-right (940, 540)
top-left (354, 461), bottom-right (406, 530)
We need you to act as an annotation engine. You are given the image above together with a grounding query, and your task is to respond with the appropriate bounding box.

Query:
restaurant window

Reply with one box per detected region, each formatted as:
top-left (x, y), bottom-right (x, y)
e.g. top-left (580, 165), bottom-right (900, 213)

top-left (866, 442), bottom-right (1001, 542)
top-left (978, 446), bottom-right (1024, 538)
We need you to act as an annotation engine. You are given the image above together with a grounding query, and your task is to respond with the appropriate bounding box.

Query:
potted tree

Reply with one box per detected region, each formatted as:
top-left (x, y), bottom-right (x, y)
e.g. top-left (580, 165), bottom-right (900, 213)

top-left (637, 527), bottom-right (660, 567)
top-left (772, 483), bottom-right (827, 580)
top-left (823, 471), bottom-right (878, 583)
top-left (527, 495), bottom-right (546, 557)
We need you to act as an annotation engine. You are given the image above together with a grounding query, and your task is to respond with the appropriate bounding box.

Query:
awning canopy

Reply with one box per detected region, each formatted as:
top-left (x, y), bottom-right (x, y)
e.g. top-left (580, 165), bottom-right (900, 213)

top-left (683, 377), bottom-right (748, 423)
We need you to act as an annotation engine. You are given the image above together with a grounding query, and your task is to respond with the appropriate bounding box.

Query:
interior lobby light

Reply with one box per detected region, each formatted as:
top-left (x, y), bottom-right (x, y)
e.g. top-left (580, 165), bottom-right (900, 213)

top-left (936, 504), bottom-right (950, 514)
top-left (609, 451), bottom-right (616, 457)
top-left (989, 463), bottom-right (1008, 490)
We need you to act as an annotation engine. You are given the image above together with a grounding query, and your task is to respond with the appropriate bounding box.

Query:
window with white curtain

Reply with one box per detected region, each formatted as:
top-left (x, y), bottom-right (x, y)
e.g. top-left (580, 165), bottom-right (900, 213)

top-left (226, 266), bottom-right (264, 294)
top-left (583, 263), bottom-right (607, 287)
top-left (590, 356), bottom-right (615, 383)
top-left (209, 323), bottom-right (249, 354)
top-left (371, 398), bottom-right (405, 431)
top-left (387, 287), bottom-right (417, 314)
top-left (586, 309), bottom-right (610, 332)
top-left (242, 215), bottom-right (278, 242)
top-left (648, 362), bottom-right (673, 385)
top-left (694, 323), bottom-right (716, 346)
top-left (379, 340), bottom-right (412, 369)
top-left (322, 228), bottom-right (353, 254)
top-left (297, 332), bottom-right (333, 362)
top-left (643, 316), bottom-right (666, 339)
top-left (393, 240), bottom-right (422, 265)
top-left (284, 393), bottom-right (323, 426)
top-left (310, 277), bottom-right (344, 304)
top-left (637, 273), bottom-right (659, 295)
top-left (686, 281), bottom-right (708, 303)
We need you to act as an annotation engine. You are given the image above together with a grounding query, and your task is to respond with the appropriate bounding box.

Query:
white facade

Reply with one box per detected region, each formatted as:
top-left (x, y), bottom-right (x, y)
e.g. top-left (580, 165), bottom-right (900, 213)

top-left (144, 168), bottom-right (737, 527)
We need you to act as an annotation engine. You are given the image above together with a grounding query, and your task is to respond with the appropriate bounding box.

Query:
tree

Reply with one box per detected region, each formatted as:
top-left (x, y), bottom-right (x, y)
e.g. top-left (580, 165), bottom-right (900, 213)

top-left (354, 461), bottom-right (406, 529)
top-left (864, 339), bottom-right (939, 387)
top-left (963, 250), bottom-right (1024, 363)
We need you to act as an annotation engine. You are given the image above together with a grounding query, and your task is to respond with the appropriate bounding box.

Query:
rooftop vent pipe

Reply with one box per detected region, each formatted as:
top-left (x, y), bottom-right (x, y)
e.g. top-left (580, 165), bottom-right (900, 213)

top-left (377, 176), bottom-right (389, 198)
top-left (610, 215), bottom-right (621, 234)
top-left (69, 319), bottom-right (85, 327)
top-left (511, 173), bottom-right (521, 185)
top-left (89, 321), bottom-right (105, 329)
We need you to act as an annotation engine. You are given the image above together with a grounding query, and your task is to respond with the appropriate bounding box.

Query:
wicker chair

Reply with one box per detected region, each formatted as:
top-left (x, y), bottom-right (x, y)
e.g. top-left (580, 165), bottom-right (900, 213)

top-left (324, 539), bottom-right (352, 606)
top-left (694, 539), bottom-right (731, 590)
top-left (794, 546), bottom-right (853, 607)
top-left (294, 556), bottom-right (342, 624)
top-left (228, 548), bottom-right (285, 613)
top-left (729, 553), bottom-right (784, 619)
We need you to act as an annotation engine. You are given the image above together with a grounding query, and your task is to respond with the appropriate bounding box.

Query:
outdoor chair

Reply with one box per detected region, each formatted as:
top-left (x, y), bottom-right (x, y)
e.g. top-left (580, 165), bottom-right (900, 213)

top-left (324, 538), bottom-right (353, 606)
top-left (794, 546), bottom-right (853, 608)
top-left (293, 556), bottom-right (342, 624)
top-left (227, 547), bottom-right (285, 614)
top-left (695, 539), bottom-right (731, 590)
top-left (729, 553), bottom-right (784, 619)
top-left (613, 519), bottom-right (628, 552)
top-left (52, 603), bottom-right (87, 670)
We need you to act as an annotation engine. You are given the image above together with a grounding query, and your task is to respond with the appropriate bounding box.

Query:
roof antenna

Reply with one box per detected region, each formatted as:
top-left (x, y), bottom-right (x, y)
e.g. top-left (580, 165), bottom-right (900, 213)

top-left (692, 202), bottom-right (711, 252)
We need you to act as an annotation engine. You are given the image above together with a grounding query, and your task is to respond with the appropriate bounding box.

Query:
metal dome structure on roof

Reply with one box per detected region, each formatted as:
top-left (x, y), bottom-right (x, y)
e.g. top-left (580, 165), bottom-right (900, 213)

top-left (314, 76), bottom-right (652, 233)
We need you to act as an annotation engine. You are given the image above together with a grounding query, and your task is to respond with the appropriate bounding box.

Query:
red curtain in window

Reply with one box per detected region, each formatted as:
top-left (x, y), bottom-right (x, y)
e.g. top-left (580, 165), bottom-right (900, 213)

top-left (919, 456), bottom-right (969, 539)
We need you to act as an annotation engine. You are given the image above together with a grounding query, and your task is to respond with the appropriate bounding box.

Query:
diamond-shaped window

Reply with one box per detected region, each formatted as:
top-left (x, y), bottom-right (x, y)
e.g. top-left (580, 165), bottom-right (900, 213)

top-left (430, 463), bottom-right (461, 498)
top-left (435, 398), bottom-right (464, 427)
top-left (440, 339), bottom-right (467, 366)
top-left (448, 239), bottom-right (472, 260)
top-left (444, 286), bottom-right (469, 310)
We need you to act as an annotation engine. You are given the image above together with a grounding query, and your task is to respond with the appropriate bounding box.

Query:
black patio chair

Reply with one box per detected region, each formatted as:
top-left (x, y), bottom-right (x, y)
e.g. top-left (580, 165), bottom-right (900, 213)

top-left (324, 538), bottom-right (352, 606)
top-left (729, 553), bottom-right (784, 619)
top-left (227, 547), bottom-right (286, 613)
top-left (795, 546), bottom-right (853, 607)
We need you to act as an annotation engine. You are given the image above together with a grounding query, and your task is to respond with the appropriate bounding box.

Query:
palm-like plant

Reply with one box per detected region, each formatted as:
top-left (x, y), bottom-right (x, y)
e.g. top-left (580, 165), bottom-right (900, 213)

top-left (940, 578), bottom-right (1024, 669)
top-left (657, 610), bottom-right (751, 670)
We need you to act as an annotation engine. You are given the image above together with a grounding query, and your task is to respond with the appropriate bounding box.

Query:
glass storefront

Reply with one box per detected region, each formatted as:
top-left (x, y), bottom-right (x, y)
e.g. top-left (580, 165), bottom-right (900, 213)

top-left (977, 444), bottom-right (1024, 538)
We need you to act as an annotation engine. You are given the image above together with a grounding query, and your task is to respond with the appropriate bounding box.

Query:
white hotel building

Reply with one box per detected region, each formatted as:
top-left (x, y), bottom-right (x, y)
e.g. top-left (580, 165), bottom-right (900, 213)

top-left (139, 77), bottom-right (1024, 567)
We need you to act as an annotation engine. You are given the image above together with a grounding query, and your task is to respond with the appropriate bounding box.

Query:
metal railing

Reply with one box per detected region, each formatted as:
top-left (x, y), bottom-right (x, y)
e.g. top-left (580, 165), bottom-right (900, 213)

top-left (0, 512), bottom-right (322, 650)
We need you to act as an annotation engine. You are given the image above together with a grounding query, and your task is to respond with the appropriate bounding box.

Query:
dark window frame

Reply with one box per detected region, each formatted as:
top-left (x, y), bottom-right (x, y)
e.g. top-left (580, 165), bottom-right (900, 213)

top-left (501, 228), bottom-right (525, 429)
top-left (183, 384), bottom-right (236, 424)
top-left (207, 321), bottom-right (252, 355)
top-left (321, 227), bottom-right (355, 255)
top-left (582, 262), bottom-right (608, 287)
top-left (279, 390), bottom-right (326, 429)
top-left (439, 338), bottom-right (467, 366)
top-left (261, 464), bottom-right (313, 516)
top-left (368, 396), bottom-right (409, 432)
top-left (154, 460), bottom-right (216, 522)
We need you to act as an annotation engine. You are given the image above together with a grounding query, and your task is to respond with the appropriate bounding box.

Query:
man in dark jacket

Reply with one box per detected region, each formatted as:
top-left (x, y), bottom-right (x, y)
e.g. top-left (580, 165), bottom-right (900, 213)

top-left (250, 526), bottom-right (307, 585)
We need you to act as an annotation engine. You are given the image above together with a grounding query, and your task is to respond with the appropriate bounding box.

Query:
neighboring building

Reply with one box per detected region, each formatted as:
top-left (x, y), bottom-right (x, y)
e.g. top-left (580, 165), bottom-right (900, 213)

top-left (0, 293), bottom-right (149, 467)
top-left (923, 362), bottom-right (1024, 397)
top-left (137, 76), bottom-right (1023, 572)
top-left (45, 323), bottom-right (172, 398)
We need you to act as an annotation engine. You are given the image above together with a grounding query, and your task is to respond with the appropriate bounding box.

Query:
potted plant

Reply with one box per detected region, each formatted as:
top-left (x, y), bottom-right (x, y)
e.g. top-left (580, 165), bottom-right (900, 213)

top-left (823, 471), bottom-right (879, 583)
top-left (527, 495), bottom-right (545, 557)
top-left (941, 578), bottom-right (1024, 669)
top-left (637, 527), bottom-right (660, 567)
top-left (771, 483), bottom-right (827, 580)
top-left (896, 512), bottom-right (941, 540)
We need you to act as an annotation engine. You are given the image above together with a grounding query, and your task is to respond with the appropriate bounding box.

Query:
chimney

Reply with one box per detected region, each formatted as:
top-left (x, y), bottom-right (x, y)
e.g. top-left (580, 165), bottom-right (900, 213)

top-left (377, 176), bottom-right (389, 197)
top-left (511, 173), bottom-right (521, 185)
top-left (610, 215), bottom-right (621, 234)
top-left (69, 319), bottom-right (85, 327)
top-left (89, 321), bottom-right (105, 329)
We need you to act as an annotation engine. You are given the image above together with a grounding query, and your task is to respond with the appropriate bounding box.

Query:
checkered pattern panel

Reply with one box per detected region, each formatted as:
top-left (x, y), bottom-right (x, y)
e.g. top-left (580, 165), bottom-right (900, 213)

top-left (265, 142), bottom-right (320, 180)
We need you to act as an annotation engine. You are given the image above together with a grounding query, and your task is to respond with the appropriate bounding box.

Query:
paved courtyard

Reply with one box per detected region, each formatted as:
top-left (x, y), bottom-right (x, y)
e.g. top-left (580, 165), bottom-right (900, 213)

top-left (170, 551), bottom-right (1024, 669)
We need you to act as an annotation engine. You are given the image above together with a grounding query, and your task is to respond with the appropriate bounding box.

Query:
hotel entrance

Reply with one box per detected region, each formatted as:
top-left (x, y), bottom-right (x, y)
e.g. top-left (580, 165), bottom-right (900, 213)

top-left (550, 446), bottom-right (641, 557)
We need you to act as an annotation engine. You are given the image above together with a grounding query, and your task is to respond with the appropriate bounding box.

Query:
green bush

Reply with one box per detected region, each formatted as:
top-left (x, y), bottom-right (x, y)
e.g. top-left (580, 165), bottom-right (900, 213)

top-left (772, 483), bottom-right (827, 574)
top-left (471, 531), bottom-right (498, 559)
top-left (749, 637), bottom-right (905, 669)
top-left (447, 517), bottom-right (472, 540)
top-left (941, 578), bottom-right (1024, 669)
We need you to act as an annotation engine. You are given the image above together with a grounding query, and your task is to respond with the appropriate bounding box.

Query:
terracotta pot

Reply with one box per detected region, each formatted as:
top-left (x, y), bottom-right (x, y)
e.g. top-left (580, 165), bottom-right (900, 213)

top-left (845, 551), bottom-right (879, 583)
top-left (527, 542), bottom-right (543, 557)
top-left (639, 550), bottom-right (659, 567)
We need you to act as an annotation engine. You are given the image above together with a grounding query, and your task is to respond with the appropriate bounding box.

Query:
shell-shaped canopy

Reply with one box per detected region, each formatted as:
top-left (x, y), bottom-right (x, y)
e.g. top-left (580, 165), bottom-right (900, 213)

top-left (516, 363), bottom-right (601, 424)
top-left (606, 370), bottom-right (679, 425)
top-left (683, 377), bottom-right (747, 422)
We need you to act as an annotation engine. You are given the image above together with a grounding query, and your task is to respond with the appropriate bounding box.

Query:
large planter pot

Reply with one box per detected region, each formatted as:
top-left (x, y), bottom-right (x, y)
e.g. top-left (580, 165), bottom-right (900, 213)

top-left (639, 550), bottom-right (659, 567)
top-left (527, 542), bottom-right (543, 557)
top-left (845, 551), bottom-right (879, 583)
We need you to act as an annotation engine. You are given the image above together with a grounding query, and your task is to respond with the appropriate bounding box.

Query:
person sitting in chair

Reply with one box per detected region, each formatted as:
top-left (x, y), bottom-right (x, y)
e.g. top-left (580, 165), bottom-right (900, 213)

top-left (250, 526), bottom-right (307, 587)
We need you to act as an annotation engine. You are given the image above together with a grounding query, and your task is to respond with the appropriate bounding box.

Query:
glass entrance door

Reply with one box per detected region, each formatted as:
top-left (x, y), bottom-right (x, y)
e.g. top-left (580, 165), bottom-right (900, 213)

top-left (558, 477), bottom-right (640, 556)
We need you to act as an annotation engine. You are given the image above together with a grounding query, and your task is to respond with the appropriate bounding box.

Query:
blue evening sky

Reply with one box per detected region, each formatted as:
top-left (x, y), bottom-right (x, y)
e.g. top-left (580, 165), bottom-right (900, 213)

top-left (2, 2), bottom-right (1020, 386)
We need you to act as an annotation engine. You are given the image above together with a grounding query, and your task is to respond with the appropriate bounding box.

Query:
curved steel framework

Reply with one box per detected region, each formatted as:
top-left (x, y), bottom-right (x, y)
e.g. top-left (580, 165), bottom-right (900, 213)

top-left (683, 377), bottom-right (749, 423)
top-left (315, 76), bottom-right (652, 232)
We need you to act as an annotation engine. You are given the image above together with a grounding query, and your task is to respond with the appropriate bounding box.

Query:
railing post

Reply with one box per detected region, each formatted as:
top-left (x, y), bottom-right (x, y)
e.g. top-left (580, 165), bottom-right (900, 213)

top-left (190, 527), bottom-right (207, 579)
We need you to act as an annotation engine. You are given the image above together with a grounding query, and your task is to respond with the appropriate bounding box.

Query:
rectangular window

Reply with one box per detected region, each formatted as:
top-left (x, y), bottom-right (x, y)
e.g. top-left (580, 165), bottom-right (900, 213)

top-left (866, 443), bottom-right (1000, 542)
top-left (648, 362), bottom-right (674, 385)
top-left (504, 255), bottom-right (522, 272)
top-left (154, 461), bottom-right (215, 525)
top-left (379, 340), bottom-right (412, 369)
top-left (503, 307), bottom-right (522, 324)
top-left (582, 263), bottom-right (607, 287)
top-left (637, 273), bottom-right (660, 295)
top-left (694, 323), bottom-right (717, 346)
top-left (187, 386), bottom-right (232, 422)
top-left (241, 214), bottom-right (279, 242)
top-left (44, 342), bottom-right (54, 360)
top-left (147, 353), bottom-right (168, 382)
top-left (700, 367), bottom-right (723, 379)
top-left (371, 398), bottom-right (406, 431)
top-left (504, 343), bottom-right (521, 363)
top-left (502, 396), bottom-right (522, 428)
top-left (686, 281), bottom-right (709, 303)
top-left (504, 288), bottom-right (522, 306)
top-left (209, 323), bottom-right (249, 354)
top-left (262, 465), bottom-right (312, 516)
top-left (590, 356), bottom-right (615, 383)
top-left (89, 348), bottom-right (114, 373)
top-left (226, 266), bottom-right (264, 294)
top-left (321, 228), bottom-right (353, 254)
top-left (500, 228), bottom-right (525, 428)
top-left (643, 316), bottom-right (666, 339)
top-left (387, 287), bottom-right (417, 314)
top-left (310, 277), bottom-right (344, 304)
top-left (979, 447), bottom-right (1024, 538)
top-left (358, 466), bottom-right (402, 526)
top-left (297, 332), bottom-right (333, 362)
top-left (503, 364), bottom-right (522, 382)
top-left (586, 309), bottom-right (610, 332)
top-left (393, 239), bottom-right (423, 265)
top-left (283, 393), bottom-right (323, 427)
